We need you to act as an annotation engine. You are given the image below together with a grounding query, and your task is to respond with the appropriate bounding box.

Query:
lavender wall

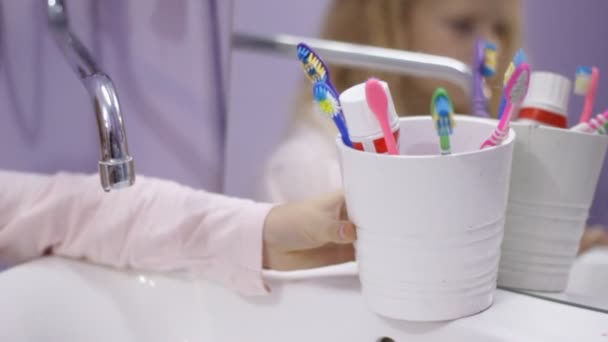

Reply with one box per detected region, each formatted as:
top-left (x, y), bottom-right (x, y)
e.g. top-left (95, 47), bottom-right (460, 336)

top-left (224, 0), bottom-right (330, 197)
top-left (225, 0), bottom-right (608, 224)
top-left (0, 0), bottom-right (229, 192)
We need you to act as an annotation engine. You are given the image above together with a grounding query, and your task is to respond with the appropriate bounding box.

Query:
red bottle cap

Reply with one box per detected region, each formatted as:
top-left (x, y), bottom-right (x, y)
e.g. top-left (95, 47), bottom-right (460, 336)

top-left (518, 107), bottom-right (568, 128)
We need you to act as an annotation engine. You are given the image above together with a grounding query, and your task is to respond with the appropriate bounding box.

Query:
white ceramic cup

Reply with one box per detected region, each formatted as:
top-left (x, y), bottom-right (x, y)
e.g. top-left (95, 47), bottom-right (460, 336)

top-left (337, 116), bottom-right (515, 321)
top-left (497, 122), bottom-right (608, 292)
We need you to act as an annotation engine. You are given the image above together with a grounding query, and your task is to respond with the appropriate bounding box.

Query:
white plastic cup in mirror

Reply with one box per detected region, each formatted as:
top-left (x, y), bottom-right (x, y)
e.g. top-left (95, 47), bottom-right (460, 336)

top-left (497, 122), bottom-right (608, 292)
top-left (336, 116), bottom-right (516, 322)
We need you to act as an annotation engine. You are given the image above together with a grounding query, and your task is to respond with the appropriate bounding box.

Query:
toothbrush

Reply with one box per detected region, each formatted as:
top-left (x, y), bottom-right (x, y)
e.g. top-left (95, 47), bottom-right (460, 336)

top-left (586, 111), bottom-right (608, 134)
top-left (297, 42), bottom-right (344, 122)
top-left (574, 66), bottom-right (599, 123)
top-left (571, 110), bottom-right (608, 134)
top-left (365, 78), bottom-right (399, 155)
top-left (472, 39), bottom-right (497, 118)
top-left (498, 49), bottom-right (527, 119)
top-left (481, 62), bottom-right (531, 149)
top-left (430, 88), bottom-right (456, 155)
top-left (312, 80), bottom-right (353, 147)
top-left (297, 43), bottom-right (331, 84)
top-left (601, 116), bottom-right (608, 134)
top-left (601, 121), bottom-right (608, 135)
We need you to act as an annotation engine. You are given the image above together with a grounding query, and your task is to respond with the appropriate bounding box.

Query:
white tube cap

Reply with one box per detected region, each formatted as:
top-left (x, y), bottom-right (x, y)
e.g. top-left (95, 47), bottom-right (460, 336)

top-left (521, 71), bottom-right (571, 116)
top-left (339, 81), bottom-right (399, 138)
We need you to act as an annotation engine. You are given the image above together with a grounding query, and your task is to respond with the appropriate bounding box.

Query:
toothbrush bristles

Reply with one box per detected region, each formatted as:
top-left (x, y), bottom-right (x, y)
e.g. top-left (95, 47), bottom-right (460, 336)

top-left (313, 82), bottom-right (340, 117)
top-left (318, 97), bottom-right (340, 116)
top-left (574, 75), bottom-right (591, 94)
top-left (503, 63), bottom-right (515, 86)
top-left (574, 66), bottom-right (592, 95)
top-left (297, 44), bottom-right (311, 62)
top-left (482, 42), bottom-right (497, 77)
top-left (307, 54), bottom-right (327, 80)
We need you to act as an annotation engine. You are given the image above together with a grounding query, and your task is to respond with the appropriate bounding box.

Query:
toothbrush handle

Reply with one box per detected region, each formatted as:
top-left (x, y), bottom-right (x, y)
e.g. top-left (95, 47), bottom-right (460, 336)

top-left (572, 112), bottom-right (608, 133)
top-left (481, 104), bottom-right (512, 149)
top-left (332, 115), bottom-right (353, 148)
top-left (439, 135), bottom-right (451, 155)
top-left (593, 115), bottom-right (608, 130)
top-left (571, 122), bottom-right (594, 133)
top-left (380, 120), bottom-right (399, 155)
top-left (480, 128), bottom-right (508, 149)
top-left (497, 95), bottom-right (507, 120)
top-left (497, 103), bottom-right (514, 131)
top-left (579, 67), bottom-right (599, 123)
top-left (580, 94), bottom-right (595, 124)
top-left (472, 44), bottom-right (490, 118)
top-left (473, 100), bottom-right (490, 118)
top-left (473, 72), bottom-right (490, 118)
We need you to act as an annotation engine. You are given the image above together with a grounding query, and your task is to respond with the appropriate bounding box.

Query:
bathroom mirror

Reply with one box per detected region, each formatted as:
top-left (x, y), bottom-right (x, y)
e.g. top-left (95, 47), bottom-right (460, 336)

top-left (226, 0), bottom-right (608, 314)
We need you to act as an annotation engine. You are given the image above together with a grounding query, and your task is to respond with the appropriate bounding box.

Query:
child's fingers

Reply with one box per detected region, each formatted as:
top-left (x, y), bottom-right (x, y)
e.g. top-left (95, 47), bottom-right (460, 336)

top-left (337, 222), bottom-right (357, 243)
top-left (310, 190), bottom-right (356, 245)
top-left (306, 220), bottom-right (356, 246)
top-left (262, 190), bottom-right (357, 270)
top-left (578, 228), bottom-right (608, 255)
top-left (311, 190), bottom-right (349, 219)
top-left (264, 244), bottom-right (354, 271)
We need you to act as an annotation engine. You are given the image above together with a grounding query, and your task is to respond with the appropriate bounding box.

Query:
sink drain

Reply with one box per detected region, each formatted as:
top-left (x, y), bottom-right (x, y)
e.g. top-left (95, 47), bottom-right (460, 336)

top-left (377, 338), bottom-right (395, 342)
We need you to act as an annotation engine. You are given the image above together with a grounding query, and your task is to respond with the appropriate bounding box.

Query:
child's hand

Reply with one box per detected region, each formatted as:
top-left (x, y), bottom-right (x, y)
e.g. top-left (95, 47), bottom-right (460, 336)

top-left (579, 225), bottom-right (608, 255)
top-left (262, 191), bottom-right (356, 270)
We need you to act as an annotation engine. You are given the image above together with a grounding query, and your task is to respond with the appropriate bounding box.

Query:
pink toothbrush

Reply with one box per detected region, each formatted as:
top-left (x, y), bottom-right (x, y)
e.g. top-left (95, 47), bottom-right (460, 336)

top-left (365, 78), bottom-right (399, 155)
top-left (574, 66), bottom-right (599, 124)
top-left (481, 62), bottom-right (531, 149)
top-left (571, 110), bottom-right (608, 134)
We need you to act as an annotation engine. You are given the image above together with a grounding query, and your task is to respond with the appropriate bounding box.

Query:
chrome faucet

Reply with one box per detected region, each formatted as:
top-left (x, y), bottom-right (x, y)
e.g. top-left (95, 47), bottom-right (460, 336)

top-left (232, 32), bottom-right (472, 96)
top-left (46, 0), bottom-right (135, 191)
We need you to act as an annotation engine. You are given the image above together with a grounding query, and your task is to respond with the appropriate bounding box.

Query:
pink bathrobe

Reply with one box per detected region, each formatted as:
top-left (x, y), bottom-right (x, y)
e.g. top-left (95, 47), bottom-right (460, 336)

top-left (0, 170), bottom-right (272, 295)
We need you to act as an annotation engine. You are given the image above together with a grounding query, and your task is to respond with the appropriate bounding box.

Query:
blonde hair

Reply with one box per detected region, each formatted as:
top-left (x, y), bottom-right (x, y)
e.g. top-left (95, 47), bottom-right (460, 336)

top-left (291, 0), bottom-right (521, 135)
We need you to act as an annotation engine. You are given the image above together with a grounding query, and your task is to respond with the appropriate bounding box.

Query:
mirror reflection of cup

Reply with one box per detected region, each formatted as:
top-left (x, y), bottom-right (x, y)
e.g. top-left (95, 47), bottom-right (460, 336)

top-left (337, 116), bottom-right (515, 321)
top-left (498, 123), bottom-right (608, 292)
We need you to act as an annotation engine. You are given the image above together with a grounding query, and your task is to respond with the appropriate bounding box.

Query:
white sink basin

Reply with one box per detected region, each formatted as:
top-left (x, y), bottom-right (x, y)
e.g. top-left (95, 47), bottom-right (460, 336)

top-left (0, 257), bottom-right (606, 341)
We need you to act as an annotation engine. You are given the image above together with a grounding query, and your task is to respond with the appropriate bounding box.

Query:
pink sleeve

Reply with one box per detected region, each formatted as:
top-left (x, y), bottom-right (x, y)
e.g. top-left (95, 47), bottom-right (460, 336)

top-left (0, 170), bottom-right (273, 295)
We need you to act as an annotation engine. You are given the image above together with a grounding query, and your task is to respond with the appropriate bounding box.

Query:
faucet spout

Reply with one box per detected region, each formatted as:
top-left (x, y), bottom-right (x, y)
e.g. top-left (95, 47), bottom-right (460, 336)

top-left (46, 0), bottom-right (135, 191)
top-left (87, 74), bottom-right (135, 191)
